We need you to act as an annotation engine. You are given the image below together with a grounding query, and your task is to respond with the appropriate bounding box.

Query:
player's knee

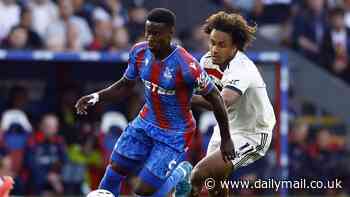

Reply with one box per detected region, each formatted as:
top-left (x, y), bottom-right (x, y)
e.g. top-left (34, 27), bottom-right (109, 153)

top-left (190, 165), bottom-right (209, 185)
top-left (110, 161), bottom-right (129, 176)
top-left (134, 183), bottom-right (157, 196)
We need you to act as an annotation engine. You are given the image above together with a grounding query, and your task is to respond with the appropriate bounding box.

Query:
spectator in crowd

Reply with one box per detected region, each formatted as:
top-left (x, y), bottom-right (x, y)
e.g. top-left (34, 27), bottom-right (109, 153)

top-left (71, 0), bottom-right (95, 27)
top-left (45, 0), bottom-right (92, 51)
top-left (0, 0), bottom-right (20, 41)
top-left (1, 26), bottom-right (30, 50)
top-left (308, 128), bottom-right (339, 194)
top-left (1, 6), bottom-right (44, 50)
top-left (321, 7), bottom-right (350, 83)
top-left (288, 121), bottom-right (312, 193)
top-left (343, 0), bottom-right (350, 28)
top-left (0, 123), bottom-right (31, 194)
top-left (88, 9), bottom-right (112, 51)
top-left (104, 0), bottom-right (128, 28)
top-left (80, 122), bottom-right (104, 191)
top-left (2, 85), bottom-right (29, 116)
top-left (25, 114), bottom-right (67, 195)
top-left (58, 86), bottom-right (81, 145)
top-left (253, 0), bottom-right (293, 44)
top-left (0, 109), bottom-right (32, 195)
top-left (3, 84), bottom-right (46, 125)
top-left (17, 7), bottom-right (43, 49)
top-left (126, 6), bottom-right (147, 42)
top-left (62, 121), bottom-right (103, 194)
top-left (216, 0), bottom-right (294, 43)
top-left (29, 0), bottom-right (59, 37)
top-left (98, 111), bottom-right (127, 163)
top-left (1, 110), bottom-right (32, 134)
top-left (220, 0), bottom-right (256, 14)
top-left (109, 26), bottom-right (131, 51)
top-left (292, 0), bottom-right (327, 61)
top-left (0, 156), bottom-right (14, 197)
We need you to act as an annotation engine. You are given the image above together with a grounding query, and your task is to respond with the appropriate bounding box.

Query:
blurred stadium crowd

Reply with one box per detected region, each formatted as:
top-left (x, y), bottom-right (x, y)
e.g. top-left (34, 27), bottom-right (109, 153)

top-left (0, 0), bottom-right (350, 83)
top-left (0, 0), bottom-right (349, 196)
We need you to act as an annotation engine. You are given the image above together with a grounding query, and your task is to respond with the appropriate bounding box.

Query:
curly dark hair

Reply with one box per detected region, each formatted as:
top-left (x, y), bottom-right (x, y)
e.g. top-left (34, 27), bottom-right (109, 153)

top-left (203, 11), bottom-right (257, 51)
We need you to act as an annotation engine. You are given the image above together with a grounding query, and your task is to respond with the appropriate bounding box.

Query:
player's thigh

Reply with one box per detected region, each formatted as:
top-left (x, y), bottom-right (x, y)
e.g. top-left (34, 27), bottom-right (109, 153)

top-left (231, 132), bottom-right (271, 170)
top-left (110, 124), bottom-right (153, 173)
top-left (197, 132), bottom-right (265, 179)
top-left (192, 149), bottom-right (233, 181)
top-left (135, 142), bottom-right (185, 194)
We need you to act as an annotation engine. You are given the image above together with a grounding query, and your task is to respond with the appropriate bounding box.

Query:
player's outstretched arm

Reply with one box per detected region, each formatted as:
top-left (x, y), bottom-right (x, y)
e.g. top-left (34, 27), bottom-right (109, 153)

top-left (202, 87), bottom-right (235, 162)
top-left (75, 76), bottom-right (136, 115)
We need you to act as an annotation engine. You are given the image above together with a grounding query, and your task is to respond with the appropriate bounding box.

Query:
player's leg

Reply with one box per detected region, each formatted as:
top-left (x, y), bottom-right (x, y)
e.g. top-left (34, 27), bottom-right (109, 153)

top-left (99, 124), bottom-right (153, 197)
top-left (189, 129), bottom-right (231, 197)
top-left (133, 141), bottom-right (185, 196)
top-left (189, 149), bottom-right (233, 197)
top-left (155, 160), bottom-right (193, 197)
top-left (190, 132), bottom-right (271, 197)
top-left (133, 160), bottom-right (192, 197)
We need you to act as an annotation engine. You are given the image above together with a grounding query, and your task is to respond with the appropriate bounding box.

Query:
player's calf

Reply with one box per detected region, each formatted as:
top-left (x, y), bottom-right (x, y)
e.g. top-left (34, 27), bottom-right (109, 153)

top-left (208, 179), bottom-right (229, 197)
top-left (190, 150), bottom-right (233, 197)
top-left (99, 163), bottom-right (126, 197)
top-left (99, 155), bottom-right (139, 197)
top-left (134, 180), bottom-right (158, 196)
top-left (189, 163), bottom-right (213, 197)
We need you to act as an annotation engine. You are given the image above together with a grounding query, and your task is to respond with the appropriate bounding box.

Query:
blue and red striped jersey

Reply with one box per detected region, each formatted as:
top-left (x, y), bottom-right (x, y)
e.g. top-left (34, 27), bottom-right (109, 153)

top-left (124, 42), bottom-right (214, 130)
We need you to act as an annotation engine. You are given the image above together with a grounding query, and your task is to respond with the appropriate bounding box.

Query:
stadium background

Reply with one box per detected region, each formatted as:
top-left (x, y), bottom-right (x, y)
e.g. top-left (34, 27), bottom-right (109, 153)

top-left (0, 0), bottom-right (349, 196)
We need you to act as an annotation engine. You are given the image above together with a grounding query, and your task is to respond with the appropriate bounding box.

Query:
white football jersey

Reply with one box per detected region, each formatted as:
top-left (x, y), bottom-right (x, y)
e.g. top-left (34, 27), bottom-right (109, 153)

top-left (200, 51), bottom-right (276, 134)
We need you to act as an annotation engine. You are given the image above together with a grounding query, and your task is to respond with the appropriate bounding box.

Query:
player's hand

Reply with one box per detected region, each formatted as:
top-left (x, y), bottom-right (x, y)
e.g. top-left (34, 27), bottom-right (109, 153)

top-left (0, 176), bottom-right (14, 197)
top-left (75, 93), bottom-right (99, 115)
top-left (47, 172), bottom-right (64, 193)
top-left (220, 138), bottom-right (236, 162)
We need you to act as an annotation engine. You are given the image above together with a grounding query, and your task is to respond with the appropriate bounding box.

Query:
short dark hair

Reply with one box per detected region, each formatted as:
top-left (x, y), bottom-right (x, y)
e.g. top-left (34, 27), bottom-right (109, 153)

top-left (203, 11), bottom-right (256, 51)
top-left (20, 7), bottom-right (31, 18)
top-left (147, 8), bottom-right (176, 27)
top-left (329, 7), bottom-right (345, 17)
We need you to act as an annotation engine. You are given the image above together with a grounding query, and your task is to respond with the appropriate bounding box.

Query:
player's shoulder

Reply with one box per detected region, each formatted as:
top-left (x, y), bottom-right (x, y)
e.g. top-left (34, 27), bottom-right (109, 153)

top-left (200, 52), bottom-right (216, 68)
top-left (130, 41), bottom-right (148, 54)
top-left (228, 51), bottom-right (256, 72)
top-left (175, 46), bottom-right (197, 63)
top-left (174, 46), bottom-right (203, 80)
top-left (200, 51), bottom-right (223, 79)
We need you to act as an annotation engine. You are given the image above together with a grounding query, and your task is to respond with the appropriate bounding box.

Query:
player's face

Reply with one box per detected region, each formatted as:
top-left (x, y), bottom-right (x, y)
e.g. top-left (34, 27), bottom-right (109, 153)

top-left (145, 20), bottom-right (173, 54)
top-left (209, 29), bottom-right (236, 66)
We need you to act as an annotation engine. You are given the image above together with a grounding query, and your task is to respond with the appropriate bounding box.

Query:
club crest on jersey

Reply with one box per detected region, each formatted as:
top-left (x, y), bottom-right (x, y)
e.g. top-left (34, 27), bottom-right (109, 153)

top-left (163, 67), bottom-right (173, 79)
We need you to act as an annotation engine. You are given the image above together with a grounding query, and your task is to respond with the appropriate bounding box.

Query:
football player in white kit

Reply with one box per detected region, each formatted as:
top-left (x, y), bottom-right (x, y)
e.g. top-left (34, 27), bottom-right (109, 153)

top-left (189, 11), bottom-right (276, 197)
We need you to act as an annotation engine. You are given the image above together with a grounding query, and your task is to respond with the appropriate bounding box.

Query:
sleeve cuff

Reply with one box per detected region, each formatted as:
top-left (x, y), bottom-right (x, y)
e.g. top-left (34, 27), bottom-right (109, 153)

top-left (123, 74), bottom-right (136, 81)
top-left (202, 82), bottom-right (215, 95)
top-left (224, 85), bottom-right (243, 95)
